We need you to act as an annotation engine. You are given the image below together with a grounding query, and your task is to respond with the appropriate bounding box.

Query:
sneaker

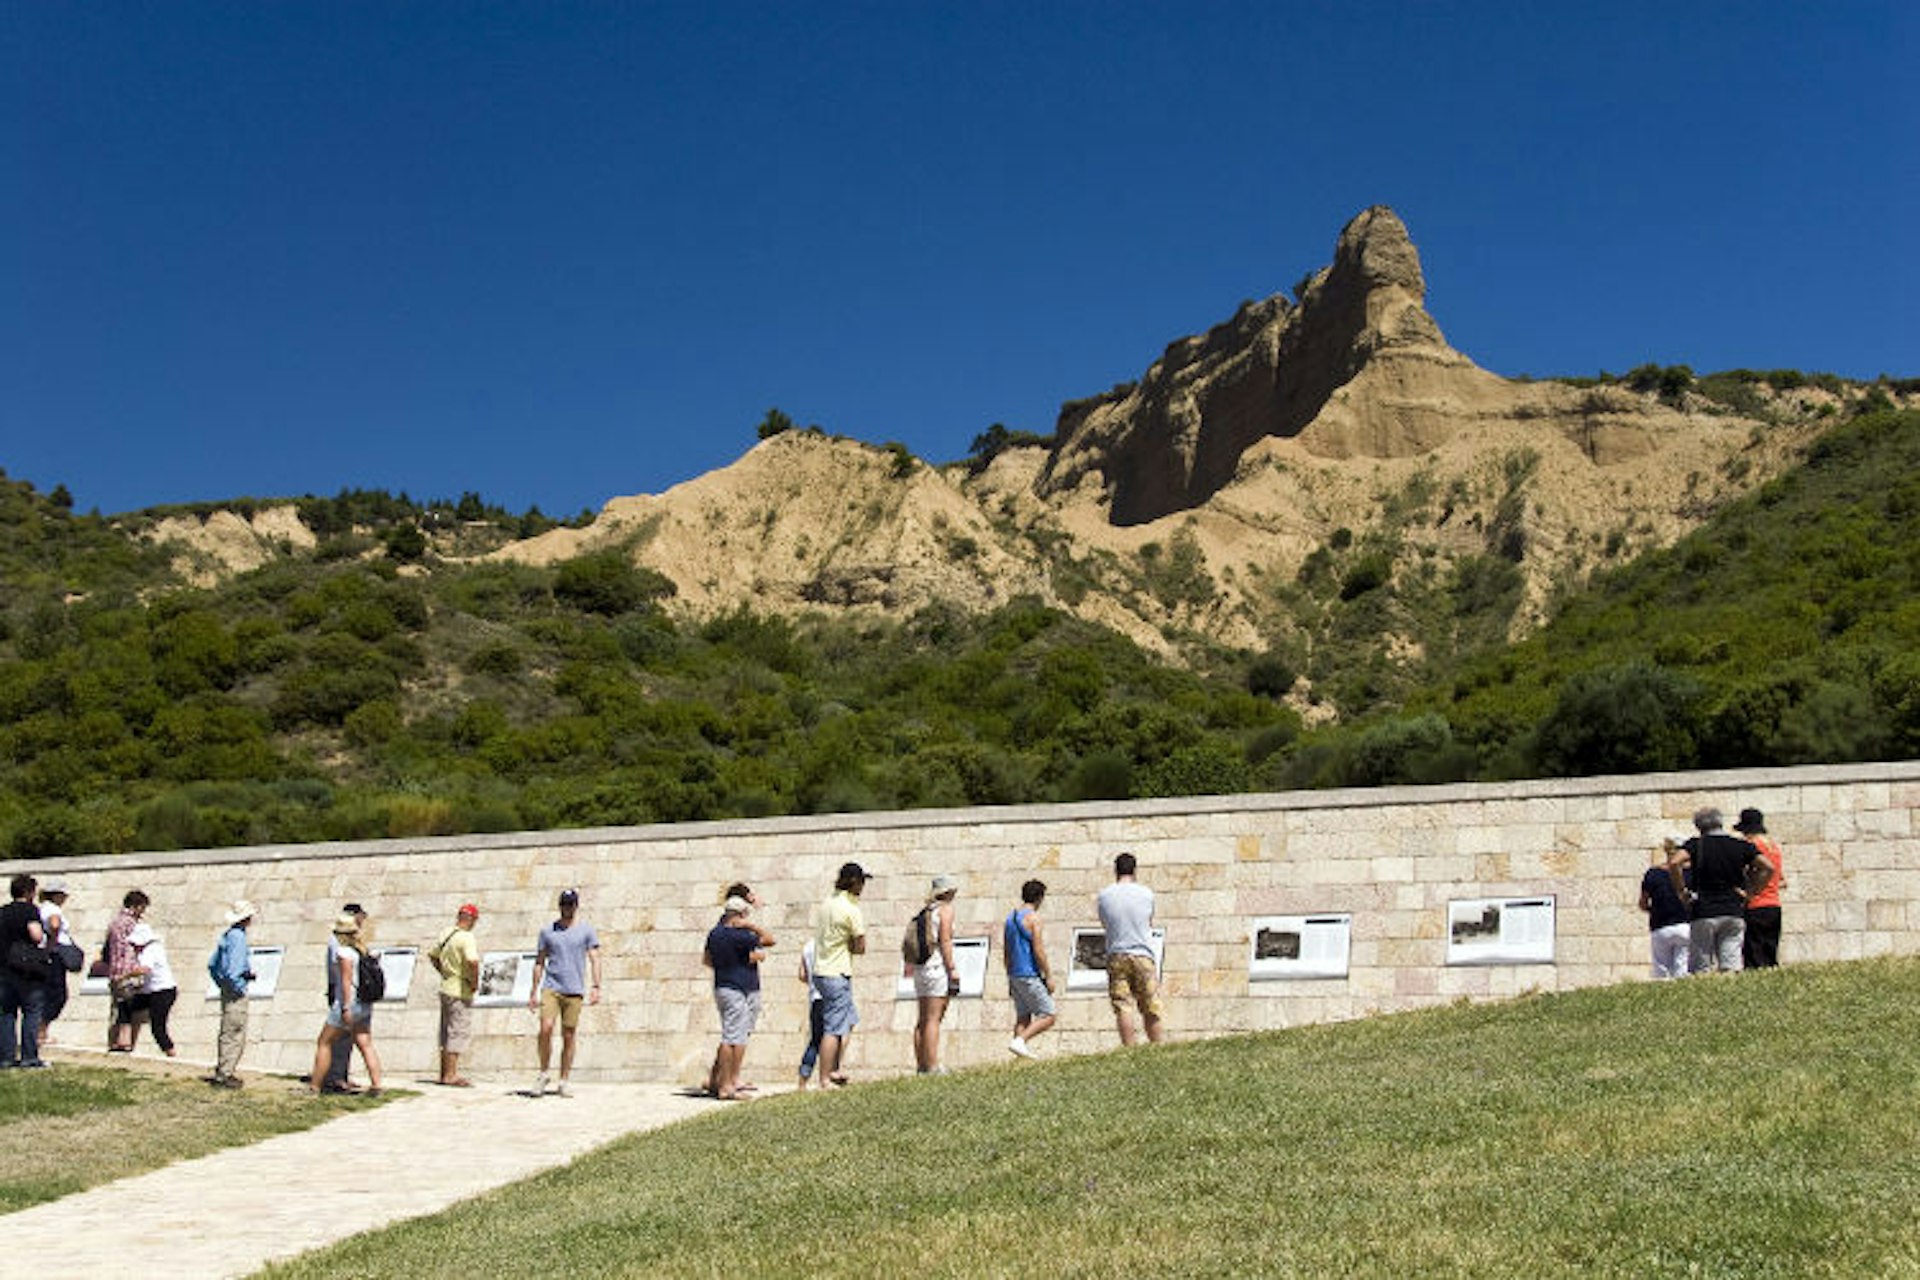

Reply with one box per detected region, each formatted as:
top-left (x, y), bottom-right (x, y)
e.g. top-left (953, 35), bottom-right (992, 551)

top-left (211, 1075), bottom-right (244, 1089)
top-left (553, 1079), bottom-right (572, 1098)
top-left (1008, 1037), bottom-right (1035, 1059)
top-left (533, 1073), bottom-right (551, 1095)
top-left (19, 1060), bottom-right (50, 1070)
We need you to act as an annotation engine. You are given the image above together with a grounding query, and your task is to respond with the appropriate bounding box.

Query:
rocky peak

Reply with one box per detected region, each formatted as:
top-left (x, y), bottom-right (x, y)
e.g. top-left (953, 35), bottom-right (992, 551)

top-left (1036, 205), bottom-right (1472, 525)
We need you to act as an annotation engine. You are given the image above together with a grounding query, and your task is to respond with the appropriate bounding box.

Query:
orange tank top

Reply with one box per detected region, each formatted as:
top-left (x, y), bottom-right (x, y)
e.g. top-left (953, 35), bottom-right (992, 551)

top-left (1746, 835), bottom-right (1784, 909)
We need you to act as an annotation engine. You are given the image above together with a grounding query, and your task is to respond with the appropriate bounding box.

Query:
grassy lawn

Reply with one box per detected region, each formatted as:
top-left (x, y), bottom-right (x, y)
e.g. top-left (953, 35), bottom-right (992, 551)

top-left (258, 956), bottom-right (1920, 1279)
top-left (0, 1065), bottom-right (398, 1213)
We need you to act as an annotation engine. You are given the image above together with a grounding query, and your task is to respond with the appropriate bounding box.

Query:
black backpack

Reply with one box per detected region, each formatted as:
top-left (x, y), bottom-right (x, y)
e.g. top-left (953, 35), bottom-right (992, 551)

top-left (354, 949), bottom-right (387, 1003)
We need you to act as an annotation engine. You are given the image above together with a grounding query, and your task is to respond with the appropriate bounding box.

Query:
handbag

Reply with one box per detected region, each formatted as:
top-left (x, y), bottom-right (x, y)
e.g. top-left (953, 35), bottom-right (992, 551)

top-left (6, 939), bottom-right (59, 979)
top-left (110, 971), bottom-right (148, 1000)
top-left (54, 939), bottom-right (86, 972)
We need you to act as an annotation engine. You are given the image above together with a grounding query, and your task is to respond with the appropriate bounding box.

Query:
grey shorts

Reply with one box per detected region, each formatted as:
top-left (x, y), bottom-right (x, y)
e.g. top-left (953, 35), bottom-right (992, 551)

top-left (1009, 975), bottom-right (1055, 1021)
top-left (715, 986), bottom-right (761, 1045)
top-left (815, 974), bottom-right (859, 1037)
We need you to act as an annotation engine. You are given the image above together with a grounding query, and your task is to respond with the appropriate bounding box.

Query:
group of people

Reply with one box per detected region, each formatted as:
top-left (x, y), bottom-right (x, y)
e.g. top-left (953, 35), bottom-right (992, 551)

top-left (701, 852), bottom-right (1166, 1098)
top-left (1640, 806), bottom-right (1786, 978)
top-left (7, 854), bottom-right (1172, 1089)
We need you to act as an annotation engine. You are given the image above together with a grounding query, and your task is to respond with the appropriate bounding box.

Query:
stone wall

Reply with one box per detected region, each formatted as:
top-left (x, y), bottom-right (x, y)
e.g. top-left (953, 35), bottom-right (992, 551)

top-left (10, 761), bottom-right (1914, 1084)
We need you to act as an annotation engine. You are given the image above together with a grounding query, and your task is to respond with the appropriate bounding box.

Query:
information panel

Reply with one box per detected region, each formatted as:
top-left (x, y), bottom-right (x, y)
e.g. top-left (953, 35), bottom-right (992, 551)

top-left (194, 945), bottom-right (287, 1000)
top-left (474, 950), bottom-right (541, 1007)
top-left (1248, 914), bottom-right (1352, 981)
top-left (371, 946), bottom-right (418, 1003)
top-left (1445, 896), bottom-right (1556, 966)
top-left (1065, 926), bottom-right (1166, 993)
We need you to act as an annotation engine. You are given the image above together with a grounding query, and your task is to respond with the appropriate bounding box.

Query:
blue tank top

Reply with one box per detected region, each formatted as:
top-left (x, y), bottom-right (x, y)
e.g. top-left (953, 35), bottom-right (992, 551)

top-left (1003, 908), bottom-right (1039, 978)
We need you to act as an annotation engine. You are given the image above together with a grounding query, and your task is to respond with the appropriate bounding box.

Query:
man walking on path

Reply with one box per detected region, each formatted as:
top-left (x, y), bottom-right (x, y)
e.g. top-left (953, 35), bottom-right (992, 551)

top-left (206, 900), bottom-right (255, 1087)
top-left (529, 888), bottom-right (600, 1096)
top-left (704, 895), bottom-right (774, 1100)
top-left (1735, 808), bottom-right (1786, 968)
top-left (1666, 808), bottom-right (1773, 974)
top-left (430, 903), bottom-right (481, 1086)
top-left (812, 862), bottom-right (870, 1087)
top-left (1097, 853), bottom-right (1164, 1045)
top-left (1003, 878), bottom-right (1056, 1058)
top-left (322, 901), bottom-right (367, 1093)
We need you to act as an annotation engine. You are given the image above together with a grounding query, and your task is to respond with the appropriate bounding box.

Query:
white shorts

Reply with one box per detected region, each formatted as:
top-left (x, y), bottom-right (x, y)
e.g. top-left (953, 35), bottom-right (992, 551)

top-left (912, 957), bottom-right (953, 999)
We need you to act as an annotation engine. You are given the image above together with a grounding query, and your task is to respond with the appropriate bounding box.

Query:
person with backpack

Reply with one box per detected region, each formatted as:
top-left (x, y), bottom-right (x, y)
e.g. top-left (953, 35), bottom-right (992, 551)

top-left (905, 874), bottom-right (961, 1075)
top-left (320, 902), bottom-right (368, 1093)
top-left (307, 912), bottom-right (383, 1097)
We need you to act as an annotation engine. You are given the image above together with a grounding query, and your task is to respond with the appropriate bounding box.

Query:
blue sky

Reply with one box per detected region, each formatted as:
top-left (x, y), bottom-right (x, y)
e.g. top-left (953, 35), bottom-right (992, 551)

top-left (5, 2), bottom-right (1915, 518)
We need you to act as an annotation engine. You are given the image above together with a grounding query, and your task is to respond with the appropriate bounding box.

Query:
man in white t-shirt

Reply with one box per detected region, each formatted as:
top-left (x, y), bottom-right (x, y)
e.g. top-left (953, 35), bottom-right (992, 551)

top-left (1095, 852), bottom-right (1164, 1045)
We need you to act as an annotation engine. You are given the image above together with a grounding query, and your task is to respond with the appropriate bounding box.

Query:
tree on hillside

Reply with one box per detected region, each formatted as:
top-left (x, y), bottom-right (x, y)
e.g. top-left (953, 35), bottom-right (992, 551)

top-left (757, 407), bottom-right (795, 440)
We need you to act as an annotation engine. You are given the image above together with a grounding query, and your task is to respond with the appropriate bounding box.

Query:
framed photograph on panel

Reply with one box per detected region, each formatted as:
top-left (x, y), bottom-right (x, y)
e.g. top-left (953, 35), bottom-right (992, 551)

top-left (370, 946), bottom-right (418, 1002)
top-left (200, 945), bottom-right (286, 1000)
top-left (1248, 914), bottom-right (1352, 981)
top-left (1065, 927), bottom-right (1166, 993)
top-left (474, 950), bottom-right (539, 1007)
top-left (893, 935), bottom-right (992, 1000)
top-left (1445, 896), bottom-right (1556, 965)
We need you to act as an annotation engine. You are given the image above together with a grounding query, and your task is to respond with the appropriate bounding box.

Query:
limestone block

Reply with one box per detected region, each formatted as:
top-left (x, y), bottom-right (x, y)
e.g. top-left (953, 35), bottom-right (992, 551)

top-left (1376, 937), bottom-right (1431, 967)
top-left (1437, 967), bottom-right (1491, 996)
top-left (1370, 855), bottom-right (1415, 885)
top-left (1414, 855), bottom-right (1476, 884)
top-left (1474, 853), bottom-right (1512, 882)
top-left (1393, 967), bottom-right (1439, 997)
top-left (1853, 807), bottom-right (1914, 839)
top-left (1394, 885), bottom-right (1434, 912)
top-left (1867, 900), bottom-right (1909, 931)
top-left (1827, 900), bottom-right (1869, 931)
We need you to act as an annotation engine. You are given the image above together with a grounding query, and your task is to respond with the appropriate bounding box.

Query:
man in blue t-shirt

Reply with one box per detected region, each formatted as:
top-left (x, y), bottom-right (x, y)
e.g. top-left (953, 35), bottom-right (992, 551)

top-left (1002, 879), bottom-right (1056, 1059)
top-left (528, 888), bottom-right (601, 1097)
top-left (703, 895), bottom-right (774, 1100)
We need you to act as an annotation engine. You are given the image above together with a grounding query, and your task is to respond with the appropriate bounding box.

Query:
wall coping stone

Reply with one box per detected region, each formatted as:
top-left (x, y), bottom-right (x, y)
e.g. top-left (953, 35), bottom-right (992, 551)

top-left (11, 760), bottom-right (1916, 876)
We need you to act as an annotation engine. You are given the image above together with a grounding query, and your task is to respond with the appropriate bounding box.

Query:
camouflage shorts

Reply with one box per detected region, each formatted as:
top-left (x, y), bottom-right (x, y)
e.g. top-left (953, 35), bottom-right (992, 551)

top-left (1105, 952), bottom-right (1163, 1019)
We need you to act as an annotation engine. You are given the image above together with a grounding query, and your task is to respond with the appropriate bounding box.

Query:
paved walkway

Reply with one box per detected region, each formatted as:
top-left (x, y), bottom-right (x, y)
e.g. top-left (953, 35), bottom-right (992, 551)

top-left (6, 1069), bottom-right (733, 1278)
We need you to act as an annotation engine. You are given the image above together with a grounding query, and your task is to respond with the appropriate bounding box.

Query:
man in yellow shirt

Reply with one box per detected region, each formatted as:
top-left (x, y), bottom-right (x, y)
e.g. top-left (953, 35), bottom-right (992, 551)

top-left (431, 903), bottom-right (481, 1087)
top-left (812, 862), bottom-right (870, 1087)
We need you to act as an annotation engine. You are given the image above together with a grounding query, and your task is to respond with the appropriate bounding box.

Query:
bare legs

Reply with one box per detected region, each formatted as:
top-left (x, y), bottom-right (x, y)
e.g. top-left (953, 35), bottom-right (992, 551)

top-left (913, 994), bottom-right (950, 1072)
top-left (310, 1021), bottom-right (382, 1093)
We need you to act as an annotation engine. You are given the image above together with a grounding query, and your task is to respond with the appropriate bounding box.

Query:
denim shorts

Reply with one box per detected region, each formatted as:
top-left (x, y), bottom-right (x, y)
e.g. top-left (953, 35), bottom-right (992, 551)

top-left (325, 1000), bottom-right (371, 1031)
top-left (814, 974), bottom-right (859, 1037)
